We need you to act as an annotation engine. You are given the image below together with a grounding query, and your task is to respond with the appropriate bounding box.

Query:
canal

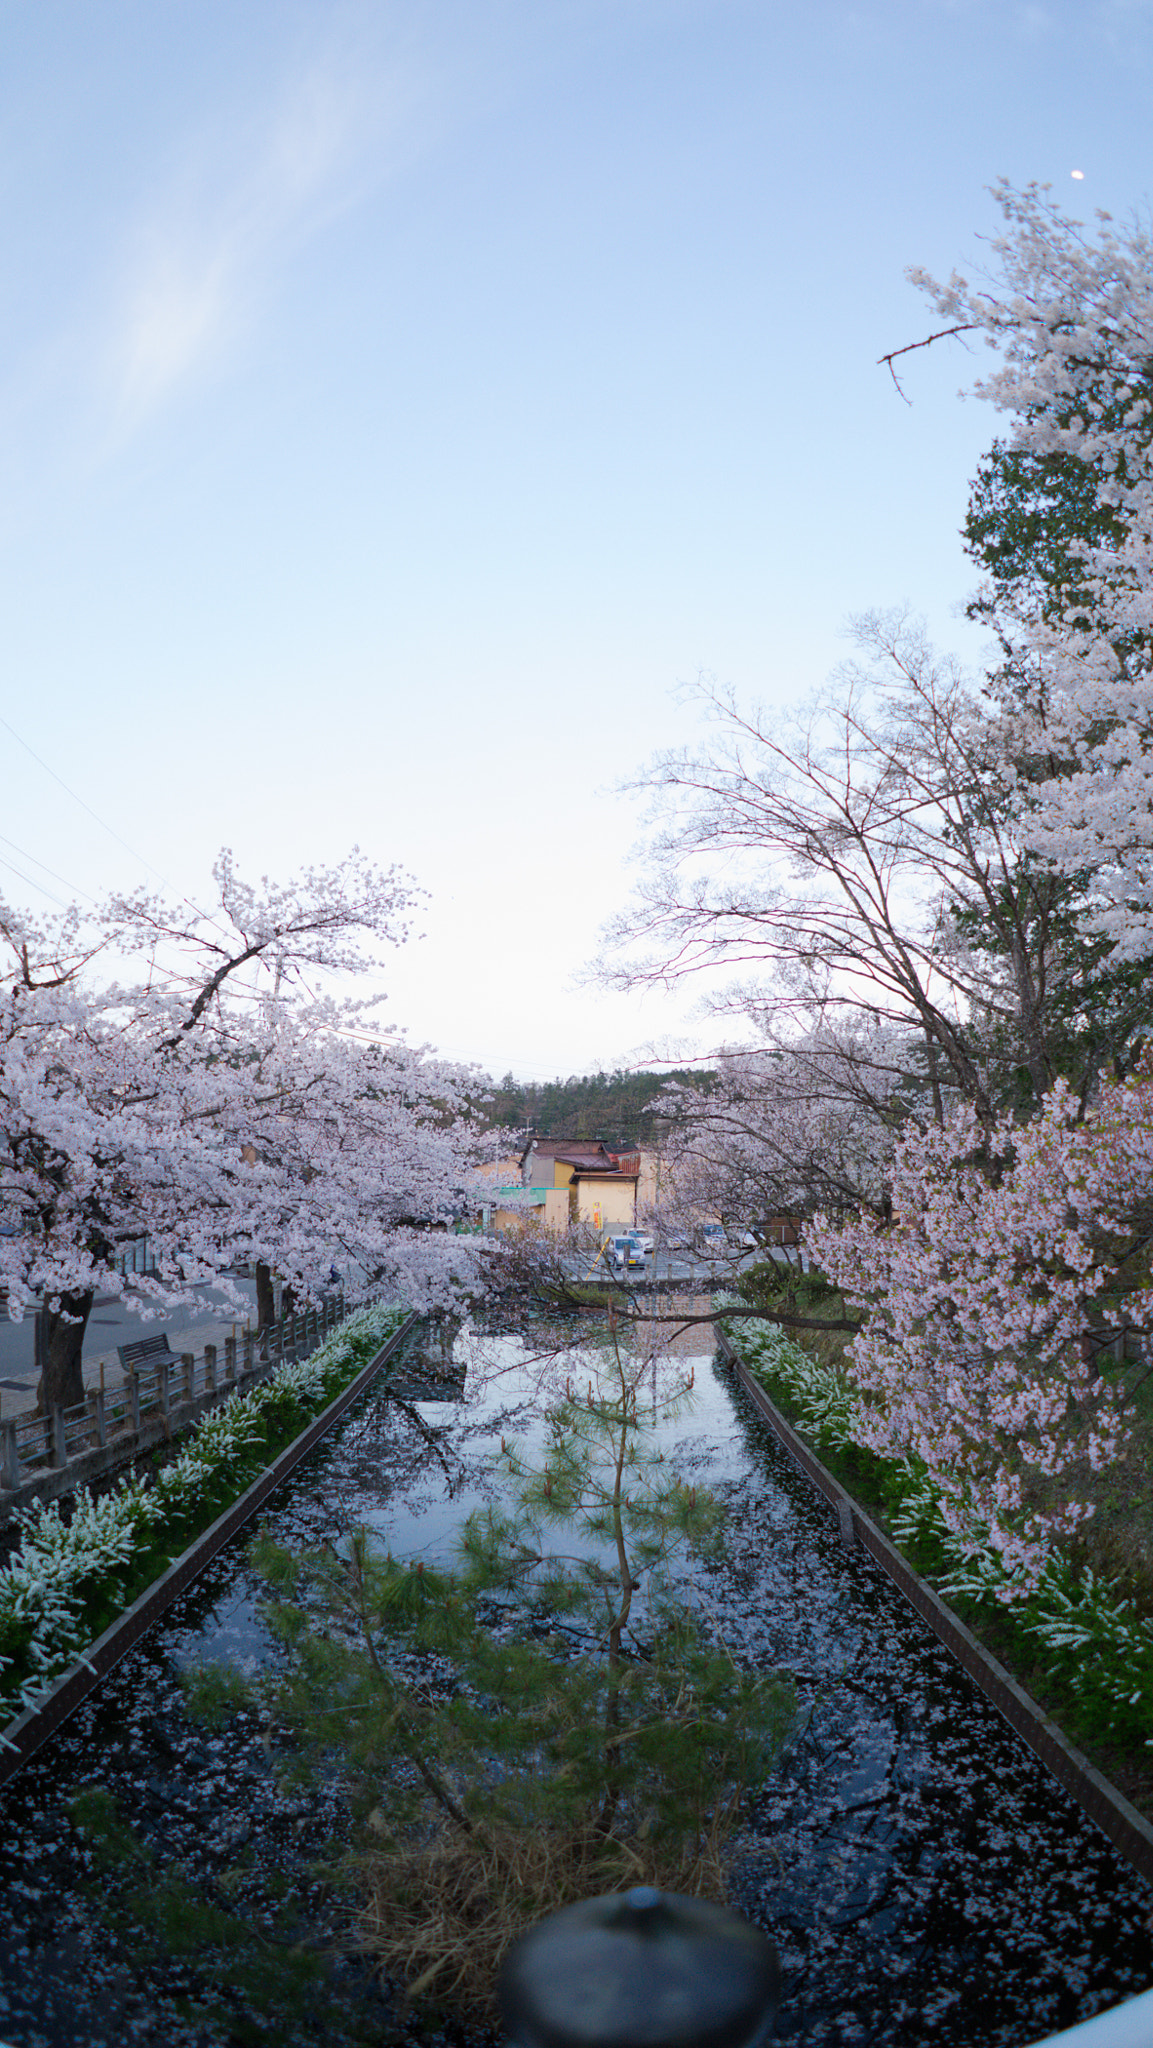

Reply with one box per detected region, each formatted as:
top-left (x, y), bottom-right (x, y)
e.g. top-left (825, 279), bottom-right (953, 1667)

top-left (0, 1312), bottom-right (1150, 2047)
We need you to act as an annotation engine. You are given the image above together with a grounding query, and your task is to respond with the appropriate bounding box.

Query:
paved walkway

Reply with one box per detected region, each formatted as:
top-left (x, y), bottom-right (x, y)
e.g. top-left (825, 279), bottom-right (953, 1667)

top-left (0, 1280), bottom-right (259, 1420)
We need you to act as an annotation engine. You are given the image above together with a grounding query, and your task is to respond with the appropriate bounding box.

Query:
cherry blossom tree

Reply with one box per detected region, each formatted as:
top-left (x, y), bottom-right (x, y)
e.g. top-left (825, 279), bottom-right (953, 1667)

top-left (230, 996), bottom-right (486, 1313)
top-left (906, 180), bottom-right (1153, 962)
top-left (0, 852), bottom-right (488, 1413)
top-left (583, 190), bottom-right (1153, 1552)
top-left (646, 1030), bottom-right (898, 1232)
top-left (808, 1066), bottom-right (1153, 1591)
top-left (602, 198), bottom-right (1153, 1199)
top-left (600, 606), bottom-right (1140, 1138)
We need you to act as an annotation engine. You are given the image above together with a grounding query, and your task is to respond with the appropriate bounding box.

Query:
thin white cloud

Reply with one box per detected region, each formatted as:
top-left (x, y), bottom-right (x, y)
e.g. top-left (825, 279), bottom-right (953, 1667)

top-left (117, 242), bottom-right (235, 418)
top-left (108, 59), bottom-right (406, 429)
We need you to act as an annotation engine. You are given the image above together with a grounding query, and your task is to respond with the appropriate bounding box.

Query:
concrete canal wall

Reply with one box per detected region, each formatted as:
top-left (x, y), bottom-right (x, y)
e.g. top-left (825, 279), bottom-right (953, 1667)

top-left (0, 1311), bottom-right (418, 1789)
top-left (716, 1327), bottom-right (1153, 1888)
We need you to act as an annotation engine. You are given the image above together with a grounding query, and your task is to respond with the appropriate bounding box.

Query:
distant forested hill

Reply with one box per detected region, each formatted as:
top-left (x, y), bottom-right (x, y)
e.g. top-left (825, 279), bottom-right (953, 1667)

top-left (480, 1068), bottom-right (716, 1148)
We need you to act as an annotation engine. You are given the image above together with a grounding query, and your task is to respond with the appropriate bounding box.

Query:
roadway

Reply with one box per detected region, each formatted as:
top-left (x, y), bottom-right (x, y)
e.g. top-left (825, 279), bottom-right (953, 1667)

top-left (562, 1244), bottom-right (805, 1288)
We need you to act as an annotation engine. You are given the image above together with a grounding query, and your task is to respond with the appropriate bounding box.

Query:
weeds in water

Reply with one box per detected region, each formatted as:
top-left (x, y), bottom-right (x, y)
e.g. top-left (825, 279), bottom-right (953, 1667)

top-left (355, 1817), bottom-right (730, 2020)
top-left (65, 1779), bottom-right (384, 2046)
top-left (251, 1325), bottom-right (797, 2024)
top-left (179, 1659), bottom-right (253, 1727)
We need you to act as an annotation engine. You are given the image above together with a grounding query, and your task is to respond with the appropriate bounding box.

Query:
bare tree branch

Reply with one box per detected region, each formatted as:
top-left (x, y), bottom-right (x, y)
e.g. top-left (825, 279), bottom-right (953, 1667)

top-left (878, 323), bottom-right (978, 401)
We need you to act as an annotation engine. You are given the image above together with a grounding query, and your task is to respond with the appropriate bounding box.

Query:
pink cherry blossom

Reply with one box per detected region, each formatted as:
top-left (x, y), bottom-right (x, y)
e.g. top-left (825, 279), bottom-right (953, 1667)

top-left (810, 1068), bottom-right (1153, 1591)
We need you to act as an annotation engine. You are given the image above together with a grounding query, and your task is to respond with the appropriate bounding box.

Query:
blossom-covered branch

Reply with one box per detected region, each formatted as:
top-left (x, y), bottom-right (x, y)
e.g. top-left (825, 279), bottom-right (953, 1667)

top-left (0, 854), bottom-right (489, 1412)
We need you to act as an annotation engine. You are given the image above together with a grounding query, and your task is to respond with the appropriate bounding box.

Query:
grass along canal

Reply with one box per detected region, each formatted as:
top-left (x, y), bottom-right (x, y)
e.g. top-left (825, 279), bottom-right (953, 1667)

top-left (0, 1310), bottom-right (1150, 2047)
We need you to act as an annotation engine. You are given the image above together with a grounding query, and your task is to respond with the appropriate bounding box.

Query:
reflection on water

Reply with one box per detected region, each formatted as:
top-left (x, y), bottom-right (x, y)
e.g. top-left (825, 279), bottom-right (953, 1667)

top-left (0, 1312), bottom-right (1150, 2048)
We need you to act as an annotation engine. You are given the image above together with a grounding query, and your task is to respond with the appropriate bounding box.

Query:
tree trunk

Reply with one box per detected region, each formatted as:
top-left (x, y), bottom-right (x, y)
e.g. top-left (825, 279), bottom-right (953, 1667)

top-left (255, 1262), bottom-right (277, 1330)
top-left (37, 1289), bottom-right (94, 1413)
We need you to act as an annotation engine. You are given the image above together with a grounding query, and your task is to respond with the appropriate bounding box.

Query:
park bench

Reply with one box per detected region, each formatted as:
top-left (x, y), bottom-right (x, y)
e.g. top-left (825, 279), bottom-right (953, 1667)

top-left (116, 1332), bottom-right (198, 1420)
top-left (117, 1333), bottom-right (177, 1373)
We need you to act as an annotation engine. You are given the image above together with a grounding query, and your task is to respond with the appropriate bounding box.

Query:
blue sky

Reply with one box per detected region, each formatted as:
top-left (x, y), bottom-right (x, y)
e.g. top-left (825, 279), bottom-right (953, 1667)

top-left (3, 0), bottom-right (1152, 1079)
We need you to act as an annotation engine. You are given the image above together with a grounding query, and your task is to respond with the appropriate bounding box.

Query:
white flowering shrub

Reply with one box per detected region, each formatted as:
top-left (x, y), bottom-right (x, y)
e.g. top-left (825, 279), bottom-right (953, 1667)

top-left (1023, 1566), bottom-right (1153, 1721)
top-left (0, 1300), bottom-right (407, 1729)
top-left (734, 1320), bottom-right (861, 1453)
top-left (726, 1319), bottom-right (1153, 1746)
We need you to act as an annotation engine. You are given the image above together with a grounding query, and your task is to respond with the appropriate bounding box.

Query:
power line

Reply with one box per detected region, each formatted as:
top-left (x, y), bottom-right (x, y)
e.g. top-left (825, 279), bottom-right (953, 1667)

top-left (0, 851), bottom-right (72, 911)
top-left (0, 710), bottom-right (171, 886)
top-left (0, 710), bottom-right (251, 951)
top-left (0, 831), bottom-right (100, 905)
top-left (0, 717), bottom-right (495, 1065)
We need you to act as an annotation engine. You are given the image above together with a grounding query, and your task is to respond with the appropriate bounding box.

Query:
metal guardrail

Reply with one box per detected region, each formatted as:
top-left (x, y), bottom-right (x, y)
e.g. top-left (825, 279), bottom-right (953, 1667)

top-left (1023, 1986), bottom-right (1153, 2046)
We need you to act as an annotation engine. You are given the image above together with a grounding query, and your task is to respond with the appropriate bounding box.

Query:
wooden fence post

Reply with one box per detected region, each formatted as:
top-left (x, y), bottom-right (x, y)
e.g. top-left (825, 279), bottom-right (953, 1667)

top-left (129, 1369), bottom-right (141, 1432)
top-left (182, 1353), bottom-right (195, 1403)
top-left (159, 1358), bottom-right (170, 1417)
top-left (225, 1335), bottom-right (237, 1383)
top-left (0, 1419), bottom-right (20, 1490)
top-left (205, 1344), bottom-right (217, 1393)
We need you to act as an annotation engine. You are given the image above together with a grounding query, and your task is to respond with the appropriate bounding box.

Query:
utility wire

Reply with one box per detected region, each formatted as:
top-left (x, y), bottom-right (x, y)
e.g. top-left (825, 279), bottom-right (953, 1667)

top-left (0, 714), bottom-right (459, 1058)
top-left (0, 851), bottom-right (72, 911)
top-left (0, 709), bottom-right (171, 885)
top-left (0, 710), bottom-right (310, 974)
top-left (0, 831), bottom-right (101, 905)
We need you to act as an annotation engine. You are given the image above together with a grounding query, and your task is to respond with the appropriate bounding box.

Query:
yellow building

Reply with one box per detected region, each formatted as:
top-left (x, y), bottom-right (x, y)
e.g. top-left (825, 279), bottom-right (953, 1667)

top-left (478, 1139), bottom-right (640, 1236)
top-left (473, 1157), bottom-right (560, 1234)
top-left (518, 1139), bottom-right (639, 1235)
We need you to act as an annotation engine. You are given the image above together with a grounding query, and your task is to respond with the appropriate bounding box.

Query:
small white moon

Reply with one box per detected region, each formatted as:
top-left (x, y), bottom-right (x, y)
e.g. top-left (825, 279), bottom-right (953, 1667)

top-left (1071, 168), bottom-right (1085, 179)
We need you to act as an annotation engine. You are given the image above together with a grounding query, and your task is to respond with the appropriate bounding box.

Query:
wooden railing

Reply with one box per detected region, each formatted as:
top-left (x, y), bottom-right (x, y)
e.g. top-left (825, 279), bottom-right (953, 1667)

top-left (0, 1292), bottom-right (354, 1509)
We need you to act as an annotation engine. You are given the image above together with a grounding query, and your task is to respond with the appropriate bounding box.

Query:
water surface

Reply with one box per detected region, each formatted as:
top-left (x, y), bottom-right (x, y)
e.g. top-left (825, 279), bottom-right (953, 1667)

top-left (0, 1314), bottom-right (1150, 2047)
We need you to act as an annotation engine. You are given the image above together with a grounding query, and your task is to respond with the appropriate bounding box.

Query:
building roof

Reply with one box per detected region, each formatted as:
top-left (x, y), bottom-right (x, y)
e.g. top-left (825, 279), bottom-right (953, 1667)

top-left (518, 1137), bottom-right (639, 1182)
top-left (519, 1136), bottom-right (607, 1168)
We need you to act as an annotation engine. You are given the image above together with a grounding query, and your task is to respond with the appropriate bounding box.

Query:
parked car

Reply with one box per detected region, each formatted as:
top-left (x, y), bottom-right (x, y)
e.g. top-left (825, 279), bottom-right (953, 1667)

top-left (625, 1229), bottom-right (654, 1255)
top-left (605, 1234), bottom-right (645, 1274)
